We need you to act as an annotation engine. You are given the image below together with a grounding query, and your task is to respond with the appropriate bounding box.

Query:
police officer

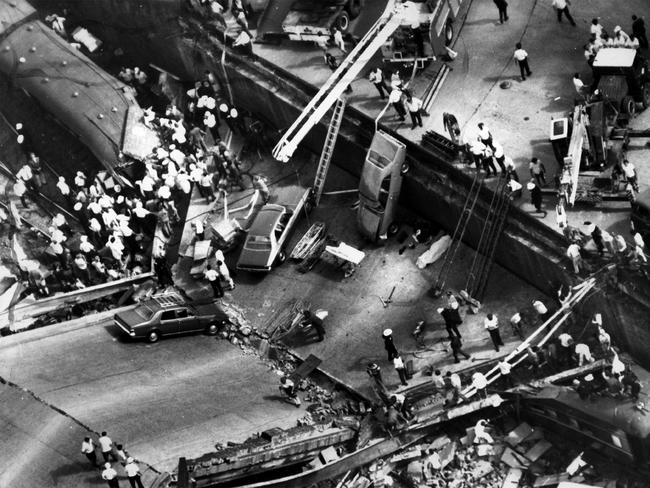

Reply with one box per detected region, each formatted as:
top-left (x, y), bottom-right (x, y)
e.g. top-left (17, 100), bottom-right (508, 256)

top-left (101, 463), bottom-right (120, 488)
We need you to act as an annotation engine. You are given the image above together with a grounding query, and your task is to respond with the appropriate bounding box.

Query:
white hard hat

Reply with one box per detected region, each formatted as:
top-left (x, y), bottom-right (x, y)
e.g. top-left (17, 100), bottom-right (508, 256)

top-left (437, 307), bottom-right (444, 314)
top-left (382, 328), bottom-right (392, 337)
top-left (526, 181), bottom-right (535, 190)
top-left (105, 462), bottom-right (111, 468)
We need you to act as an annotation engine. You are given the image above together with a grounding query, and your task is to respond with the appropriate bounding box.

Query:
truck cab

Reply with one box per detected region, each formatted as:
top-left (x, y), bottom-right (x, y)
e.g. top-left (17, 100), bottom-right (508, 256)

top-left (592, 48), bottom-right (650, 115)
top-left (281, 0), bottom-right (363, 42)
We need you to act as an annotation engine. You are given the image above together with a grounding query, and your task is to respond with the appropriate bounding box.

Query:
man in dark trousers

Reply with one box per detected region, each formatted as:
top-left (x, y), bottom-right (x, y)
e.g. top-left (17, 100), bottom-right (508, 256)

top-left (494, 0), bottom-right (508, 24)
top-left (438, 306), bottom-right (462, 339)
top-left (301, 310), bottom-right (326, 342)
top-left (632, 15), bottom-right (648, 49)
top-left (513, 43), bottom-right (532, 81)
top-left (450, 335), bottom-right (471, 363)
top-left (383, 328), bottom-right (399, 360)
top-left (527, 181), bottom-right (546, 217)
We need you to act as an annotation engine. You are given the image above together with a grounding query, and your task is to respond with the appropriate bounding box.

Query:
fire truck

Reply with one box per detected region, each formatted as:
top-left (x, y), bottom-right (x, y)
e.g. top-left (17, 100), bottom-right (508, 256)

top-left (255, 0), bottom-right (364, 42)
top-left (380, 0), bottom-right (468, 67)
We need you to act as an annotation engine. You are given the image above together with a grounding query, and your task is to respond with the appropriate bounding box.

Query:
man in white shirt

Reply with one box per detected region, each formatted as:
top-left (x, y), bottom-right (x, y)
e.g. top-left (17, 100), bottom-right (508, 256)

top-left (513, 42), bottom-right (532, 80)
top-left (574, 343), bottom-right (593, 366)
top-left (368, 67), bottom-right (388, 99)
top-left (57, 176), bottom-right (71, 197)
top-left (613, 26), bottom-right (631, 47)
top-left (393, 355), bottom-right (408, 386)
top-left (484, 313), bottom-right (503, 352)
top-left (405, 95), bottom-right (423, 129)
top-left (98, 431), bottom-right (117, 462)
top-left (552, 0), bottom-right (576, 26)
top-left (472, 372), bottom-right (488, 398)
top-left (566, 242), bottom-right (582, 273)
top-left (81, 437), bottom-right (98, 466)
top-left (79, 235), bottom-right (95, 254)
top-left (124, 458), bottom-right (145, 488)
top-left (389, 88), bottom-right (406, 121)
top-left (590, 18), bottom-right (603, 38)
top-left (101, 463), bottom-right (120, 488)
top-left (572, 73), bottom-right (586, 95)
top-left (474, 419), bottom-right (494, 443)
top-left (204, 265), bottom-right (223, 298)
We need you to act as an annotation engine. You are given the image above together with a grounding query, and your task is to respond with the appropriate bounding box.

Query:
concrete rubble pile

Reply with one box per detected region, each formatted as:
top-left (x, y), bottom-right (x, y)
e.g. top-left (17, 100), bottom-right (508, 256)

top-left (328, 418), bottom-right (615, 488)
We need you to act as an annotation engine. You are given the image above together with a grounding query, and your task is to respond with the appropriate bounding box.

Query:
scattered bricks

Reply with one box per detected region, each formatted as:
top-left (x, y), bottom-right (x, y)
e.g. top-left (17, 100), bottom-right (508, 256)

top-left (427, 435), bottom-right (451, 452)
top-left (505, 422), bottom-right (534, 447)
top-left (239, 325), bottom-right (252, 336)
top-left (471, 459), bottom-right (494, 478)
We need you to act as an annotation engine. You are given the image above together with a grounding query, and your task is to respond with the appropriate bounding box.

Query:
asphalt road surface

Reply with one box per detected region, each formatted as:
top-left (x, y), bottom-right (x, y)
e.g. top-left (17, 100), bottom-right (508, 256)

top-left (0, 316), bottom-right (310, 480)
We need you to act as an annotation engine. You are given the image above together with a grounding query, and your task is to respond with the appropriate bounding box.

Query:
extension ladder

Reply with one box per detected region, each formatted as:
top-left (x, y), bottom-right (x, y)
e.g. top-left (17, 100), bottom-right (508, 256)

top-left (312, 98), bottom-right (346, 206)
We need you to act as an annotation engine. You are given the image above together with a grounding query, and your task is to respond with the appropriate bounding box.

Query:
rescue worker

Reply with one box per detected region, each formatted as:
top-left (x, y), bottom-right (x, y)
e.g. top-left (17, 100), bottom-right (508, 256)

top-left (279, 375), bottom-right (301, 407)
top-left (124, 458), bottom-right (145, 488)
top-left (383, 328), bottom-right (399, 360)
top-left (81, 436), bottom-right (98, 466)
top-left (101, 463), bottom-right (120, 488)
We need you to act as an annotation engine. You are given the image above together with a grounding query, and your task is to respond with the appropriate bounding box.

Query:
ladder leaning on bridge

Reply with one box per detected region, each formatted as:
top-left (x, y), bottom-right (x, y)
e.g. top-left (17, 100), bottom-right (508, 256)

top-left (464, 177), bottom-right (511, 301)
top-left (431, 170), bottom-right (484, 297)
top-left (271, 0), bottom-right (403, 164)
top-left (312, 97), bottom-right (346, 206)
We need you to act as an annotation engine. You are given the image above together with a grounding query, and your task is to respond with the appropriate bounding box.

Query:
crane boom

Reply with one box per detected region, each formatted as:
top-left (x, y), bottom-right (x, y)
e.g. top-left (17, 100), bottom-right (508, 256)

top-left (272, 0), bottom-right (404, 162)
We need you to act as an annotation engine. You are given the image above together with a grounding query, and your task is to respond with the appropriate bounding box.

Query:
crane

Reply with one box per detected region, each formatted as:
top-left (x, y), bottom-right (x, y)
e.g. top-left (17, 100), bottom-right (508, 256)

top-left (271, 0), bottom-right (405, 164)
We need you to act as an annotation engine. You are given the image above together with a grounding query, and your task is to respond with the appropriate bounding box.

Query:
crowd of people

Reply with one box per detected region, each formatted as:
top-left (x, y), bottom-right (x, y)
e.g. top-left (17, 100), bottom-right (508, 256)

top-left (584, 16), bottom-right (648, 66)
top-left (9, 58), bottom-right (258, 300)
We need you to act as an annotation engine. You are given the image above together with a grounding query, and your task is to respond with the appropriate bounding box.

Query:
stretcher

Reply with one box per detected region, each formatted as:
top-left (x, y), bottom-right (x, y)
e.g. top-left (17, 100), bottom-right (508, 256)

top-left (323, 242), bottom-right (365, 277)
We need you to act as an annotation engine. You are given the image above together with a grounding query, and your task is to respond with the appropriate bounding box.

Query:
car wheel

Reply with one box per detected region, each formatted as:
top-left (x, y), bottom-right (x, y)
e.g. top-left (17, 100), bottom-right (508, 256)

top-left (346, 0), bottom-right (363, 19)
top-left (206, 324), bottom-right (219, 336)
top-left (642, 83), bottom-right (650, 109)
top-left (337, 11), bottom-right (350, 32)
top-left (400, 162), bottom-right (410, 175)
top-left (147, 330), bottom-right (160, 343)
top-left (444, 21), bottom-right (454, 46)
top-left (621, 95), bottom-right (636, 115)
top-left (275, 250), bottom-right (287, 265)
top-left (387, 222), bottom-right (400, 237)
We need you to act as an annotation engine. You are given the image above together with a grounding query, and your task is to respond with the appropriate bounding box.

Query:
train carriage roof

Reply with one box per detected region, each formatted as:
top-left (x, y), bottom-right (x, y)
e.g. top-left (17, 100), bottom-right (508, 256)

top-left (0, 0), bottom-right (158, 173)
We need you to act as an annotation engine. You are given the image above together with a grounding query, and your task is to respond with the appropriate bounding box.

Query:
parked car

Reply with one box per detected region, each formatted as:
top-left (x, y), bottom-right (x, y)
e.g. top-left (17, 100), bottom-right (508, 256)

top-left (357, 130), bottom-right (407, 242)
top-left (113, 293), bottom-right (229, 343)
top-left (237, 187), bottom-right (310, 272)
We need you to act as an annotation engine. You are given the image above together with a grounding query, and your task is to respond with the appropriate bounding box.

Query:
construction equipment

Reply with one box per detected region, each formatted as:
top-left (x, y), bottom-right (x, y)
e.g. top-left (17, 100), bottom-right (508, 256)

top-left (430, 170), bottom-right (483, 297)
top-left (272, 0), bottom-right (403, 163)
top-left (464, 178), bottom-right (510, 301)
top-left (312, 98), bottom-right (346, 206)
top-left (592, 48), bottom-right (650, 116)
top-left (379, 285), bottom-right (396, 308)
top-left (255, 0), bottom-right (364, 42)
top-left (549, 49), bottom-right (650, 209)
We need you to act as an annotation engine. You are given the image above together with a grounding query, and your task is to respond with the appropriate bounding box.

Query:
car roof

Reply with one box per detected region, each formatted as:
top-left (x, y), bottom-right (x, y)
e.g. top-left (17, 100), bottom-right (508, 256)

top-left (593, 48), bottom-right (636, 68)
top-left (248, 204), bottom-right (285, 236)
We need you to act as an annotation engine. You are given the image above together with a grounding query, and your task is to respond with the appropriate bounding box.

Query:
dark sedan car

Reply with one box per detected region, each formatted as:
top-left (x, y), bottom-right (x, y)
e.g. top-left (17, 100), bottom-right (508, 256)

top-left (113, 293), bottom-right (229, 343)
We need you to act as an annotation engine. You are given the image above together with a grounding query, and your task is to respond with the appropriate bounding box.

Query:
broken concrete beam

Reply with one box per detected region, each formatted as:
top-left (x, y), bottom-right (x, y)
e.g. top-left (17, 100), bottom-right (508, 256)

top-left (505, 422), bottom-right (534, 447)
top-left (500, 447), bottom-right (531, 469)
top-left (525, 439), bottom-right (552, 463)
top-left (439, 441), bottom-right (456, 469)
top-left (532, 472), bottom-right (572, 487)
top-left (426, 435), bottom-right (451, 452)
top-left (389, 446), bottom-right (422, 463)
